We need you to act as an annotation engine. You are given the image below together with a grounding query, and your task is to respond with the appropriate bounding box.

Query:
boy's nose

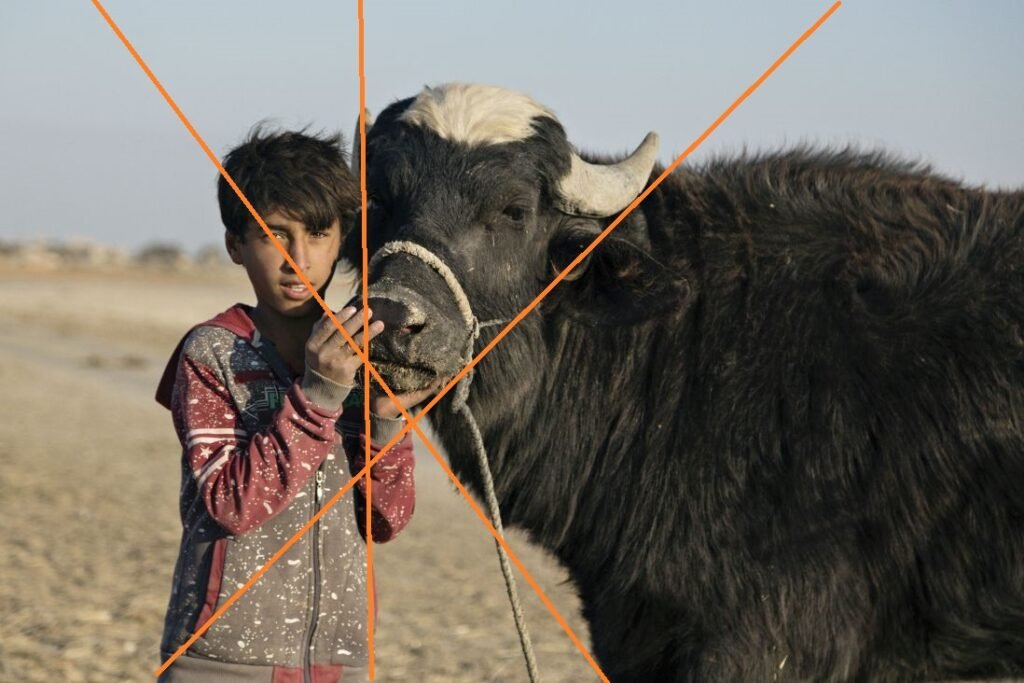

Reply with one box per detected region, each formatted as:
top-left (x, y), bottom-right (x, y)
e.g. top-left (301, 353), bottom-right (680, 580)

top-left (286, 240), bottom-right (310, 271)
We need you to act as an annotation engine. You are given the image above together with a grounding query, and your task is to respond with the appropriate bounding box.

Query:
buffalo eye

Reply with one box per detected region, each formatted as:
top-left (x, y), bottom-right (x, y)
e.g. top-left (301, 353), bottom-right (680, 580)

top-left (356, 195), bottom-right (387, 218)
top-left (501, 204), bottom-right (530, 224)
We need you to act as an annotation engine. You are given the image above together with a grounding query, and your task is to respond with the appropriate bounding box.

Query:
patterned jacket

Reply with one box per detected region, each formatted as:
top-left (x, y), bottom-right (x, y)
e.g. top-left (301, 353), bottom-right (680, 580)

top-left (154, 304), bottom-right (414, 682)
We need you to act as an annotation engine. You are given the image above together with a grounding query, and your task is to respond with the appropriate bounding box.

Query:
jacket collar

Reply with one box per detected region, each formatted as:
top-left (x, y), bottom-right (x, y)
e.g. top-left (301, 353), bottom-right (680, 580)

top-left (154, 303), bottom-right (255, 409)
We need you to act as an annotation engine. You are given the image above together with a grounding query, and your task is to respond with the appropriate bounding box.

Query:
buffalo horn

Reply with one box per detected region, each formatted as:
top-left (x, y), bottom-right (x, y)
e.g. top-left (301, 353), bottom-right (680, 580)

top-left (555, 132), bottom-right (660, 217)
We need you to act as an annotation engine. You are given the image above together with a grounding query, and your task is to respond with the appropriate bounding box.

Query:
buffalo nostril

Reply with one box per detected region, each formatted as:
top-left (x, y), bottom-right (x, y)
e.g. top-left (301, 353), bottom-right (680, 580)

top-left (364, 296), bottom-right (425, 334)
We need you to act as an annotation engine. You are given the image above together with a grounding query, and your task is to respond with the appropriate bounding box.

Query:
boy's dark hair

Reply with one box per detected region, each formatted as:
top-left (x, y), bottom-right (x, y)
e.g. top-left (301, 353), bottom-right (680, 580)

top-left (218, 125), bottom-right (359, 240)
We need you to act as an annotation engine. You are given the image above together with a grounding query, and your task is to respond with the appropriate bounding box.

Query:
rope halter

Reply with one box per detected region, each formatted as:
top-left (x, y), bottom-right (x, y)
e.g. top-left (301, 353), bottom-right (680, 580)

top-left (366, 240), bottom-right (540, 682)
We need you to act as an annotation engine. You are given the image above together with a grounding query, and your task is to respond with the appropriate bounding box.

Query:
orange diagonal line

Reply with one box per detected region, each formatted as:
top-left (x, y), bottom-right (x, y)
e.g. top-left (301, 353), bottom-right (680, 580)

top-left (86, 0), bottom-right (450, 675)
top-left (356, 1), bottom-right (844, 465)
top-left (89, 0), bottom-right (840, 678)
top-left (349, 4), bottom-right (841, 678)
top-left (334, 3), bottom-right (840, 677)
top-left (87, 0), bottom-right (434, 491)
top-left (405, 419), bottom-right (609, 680)
top-left (362, 7), bottom-right (841, 680)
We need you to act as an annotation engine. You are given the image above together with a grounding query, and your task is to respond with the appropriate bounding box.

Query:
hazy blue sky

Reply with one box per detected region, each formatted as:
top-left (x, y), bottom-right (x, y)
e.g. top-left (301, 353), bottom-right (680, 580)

top-left (1, 1), bottom-right (1021, 251)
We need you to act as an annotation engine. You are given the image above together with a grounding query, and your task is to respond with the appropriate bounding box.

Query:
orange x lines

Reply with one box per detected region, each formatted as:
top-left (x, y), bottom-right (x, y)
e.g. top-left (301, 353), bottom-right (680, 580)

top-left (88, 1), bottom-right (604, 677)
top-left (88, 0), bottom-right (842, 680)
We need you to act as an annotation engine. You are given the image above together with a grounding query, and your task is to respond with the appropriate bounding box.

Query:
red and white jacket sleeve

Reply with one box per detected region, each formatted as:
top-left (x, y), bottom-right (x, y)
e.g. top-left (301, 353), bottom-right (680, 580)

top-left (341, 412), bottom-right (416, 543)
top-left (171, 352), bottom-right (348, 535)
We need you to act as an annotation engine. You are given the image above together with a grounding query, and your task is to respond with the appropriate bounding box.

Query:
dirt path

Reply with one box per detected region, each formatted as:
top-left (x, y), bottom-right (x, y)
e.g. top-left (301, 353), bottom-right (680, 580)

top-left (0, 271), bottom-right (594, 682)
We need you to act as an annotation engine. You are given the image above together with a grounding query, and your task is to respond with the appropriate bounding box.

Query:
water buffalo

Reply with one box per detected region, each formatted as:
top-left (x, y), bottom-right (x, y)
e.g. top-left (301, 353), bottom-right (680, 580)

top-left (344, 83), bottom-right (1024, 682)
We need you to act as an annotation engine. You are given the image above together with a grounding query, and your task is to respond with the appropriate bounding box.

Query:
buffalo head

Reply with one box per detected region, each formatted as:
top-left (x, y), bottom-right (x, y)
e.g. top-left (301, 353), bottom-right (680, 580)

top-left (342, 83), bottom-right (689, 394)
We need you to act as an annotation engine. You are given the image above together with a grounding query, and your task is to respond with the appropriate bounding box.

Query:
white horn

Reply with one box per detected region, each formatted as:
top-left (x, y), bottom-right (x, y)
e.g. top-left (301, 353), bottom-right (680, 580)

top-left (351, 108), bottom-right (374, 177)
top-left (554, 132), bottom-right (660, 217)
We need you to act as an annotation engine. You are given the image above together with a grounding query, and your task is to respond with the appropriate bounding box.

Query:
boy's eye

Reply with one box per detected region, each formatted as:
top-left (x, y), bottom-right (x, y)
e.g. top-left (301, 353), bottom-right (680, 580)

top-left (259, 230), bottom-right (289, 245)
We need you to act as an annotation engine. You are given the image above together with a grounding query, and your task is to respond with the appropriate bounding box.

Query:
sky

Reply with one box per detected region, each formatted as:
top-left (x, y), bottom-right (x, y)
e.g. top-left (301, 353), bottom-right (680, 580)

top-left (1, 1), bottom-right (1022, 253)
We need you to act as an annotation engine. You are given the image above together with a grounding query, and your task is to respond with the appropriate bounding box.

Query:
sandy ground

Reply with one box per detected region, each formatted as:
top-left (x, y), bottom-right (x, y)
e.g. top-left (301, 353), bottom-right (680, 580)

top-left (0, 267), bottom-right (594, 682)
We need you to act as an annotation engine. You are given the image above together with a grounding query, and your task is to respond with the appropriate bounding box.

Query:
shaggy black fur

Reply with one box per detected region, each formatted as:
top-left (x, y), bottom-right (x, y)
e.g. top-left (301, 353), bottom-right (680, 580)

top-left (350, 99), bottom-right (1024, 681)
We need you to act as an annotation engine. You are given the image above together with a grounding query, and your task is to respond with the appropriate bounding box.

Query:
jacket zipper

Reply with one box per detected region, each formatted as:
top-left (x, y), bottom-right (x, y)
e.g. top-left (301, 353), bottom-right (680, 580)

top-left (303, 467), bottom-right (326, 683)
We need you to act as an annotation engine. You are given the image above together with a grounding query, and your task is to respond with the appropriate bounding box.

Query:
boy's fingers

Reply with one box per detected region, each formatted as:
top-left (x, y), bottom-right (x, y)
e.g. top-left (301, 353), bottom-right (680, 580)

top-left (327, 319), bottom-right (383, 354)
top-left (341, 307), bottom-right (373, 336)
top-left (356, 321), bottom-right (386, 350)
top-left (308, 306), bottom-right (357, 348)
top-left (363, 319), bottom-right (386, 342)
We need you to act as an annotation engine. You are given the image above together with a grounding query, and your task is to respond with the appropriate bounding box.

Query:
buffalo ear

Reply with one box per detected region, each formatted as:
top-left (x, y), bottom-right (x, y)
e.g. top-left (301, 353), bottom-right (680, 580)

top-left (351, 108), bottom-right (374, 177)
top-left (547, 226), bottom-right (691, 325)
top-left (338, 224), bottom-right (363, 272)
top-left (341, 109), bottom-right (371, 271)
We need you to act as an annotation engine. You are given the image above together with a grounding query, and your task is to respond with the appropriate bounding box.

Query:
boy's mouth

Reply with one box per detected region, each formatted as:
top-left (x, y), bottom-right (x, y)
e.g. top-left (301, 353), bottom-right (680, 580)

top-left (281, 283), bottom-right (312, 300)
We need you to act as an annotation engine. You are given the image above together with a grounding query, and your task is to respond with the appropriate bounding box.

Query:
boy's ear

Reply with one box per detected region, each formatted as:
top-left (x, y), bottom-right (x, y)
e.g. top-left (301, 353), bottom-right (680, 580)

top-left (225, 230), bottom-right (245, 265)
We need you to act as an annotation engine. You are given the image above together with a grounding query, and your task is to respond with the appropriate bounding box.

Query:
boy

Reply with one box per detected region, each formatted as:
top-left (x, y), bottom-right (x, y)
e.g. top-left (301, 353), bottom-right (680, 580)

top-left (154, 127), bottom-right (433, 681)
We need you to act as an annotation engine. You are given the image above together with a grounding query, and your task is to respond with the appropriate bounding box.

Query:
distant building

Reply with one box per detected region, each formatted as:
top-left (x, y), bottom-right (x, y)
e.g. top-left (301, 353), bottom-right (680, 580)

top-left (134, 242), bottom-right (191, 270)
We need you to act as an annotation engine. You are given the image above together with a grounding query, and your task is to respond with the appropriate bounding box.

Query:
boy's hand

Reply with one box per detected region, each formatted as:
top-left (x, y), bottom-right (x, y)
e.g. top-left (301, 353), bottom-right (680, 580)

top-left (305, 306), bottom-right (383, 388)
top-left (371, 380), bottom-right (443, 419)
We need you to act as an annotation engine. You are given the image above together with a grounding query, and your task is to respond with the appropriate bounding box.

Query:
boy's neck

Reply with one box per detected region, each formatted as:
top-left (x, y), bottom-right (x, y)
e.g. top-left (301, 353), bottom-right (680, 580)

top-left (250, 305), bottom-right (319, 375)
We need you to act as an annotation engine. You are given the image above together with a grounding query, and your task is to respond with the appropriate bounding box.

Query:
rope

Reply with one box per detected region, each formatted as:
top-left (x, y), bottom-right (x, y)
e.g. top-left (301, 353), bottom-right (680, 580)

top-left (368, 242), bottom-right (541, 682)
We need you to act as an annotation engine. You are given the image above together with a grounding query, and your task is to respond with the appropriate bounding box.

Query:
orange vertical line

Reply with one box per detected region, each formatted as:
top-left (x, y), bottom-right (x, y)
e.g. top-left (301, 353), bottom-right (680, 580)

top-left (365, 383), bottom-right (374, 682)
top-left (357, 0), bottom-right (375, 678)
top-left (365, 421), bottom-right (375, 682)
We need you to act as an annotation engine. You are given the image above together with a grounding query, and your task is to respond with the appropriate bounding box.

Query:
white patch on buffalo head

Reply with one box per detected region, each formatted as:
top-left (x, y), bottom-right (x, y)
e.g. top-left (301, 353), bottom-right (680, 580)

top-left (400, 83), bottom-right (555, 146)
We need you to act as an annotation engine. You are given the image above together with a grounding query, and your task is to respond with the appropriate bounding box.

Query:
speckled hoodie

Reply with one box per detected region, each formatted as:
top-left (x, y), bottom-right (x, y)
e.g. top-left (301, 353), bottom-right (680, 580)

top-left (154, 304), bottom-right (414, 682)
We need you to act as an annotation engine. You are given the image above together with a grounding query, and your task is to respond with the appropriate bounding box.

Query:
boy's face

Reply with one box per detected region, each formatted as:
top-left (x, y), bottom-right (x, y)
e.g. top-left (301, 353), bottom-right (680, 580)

top-left (225, 211), bottom-right (341, 319)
